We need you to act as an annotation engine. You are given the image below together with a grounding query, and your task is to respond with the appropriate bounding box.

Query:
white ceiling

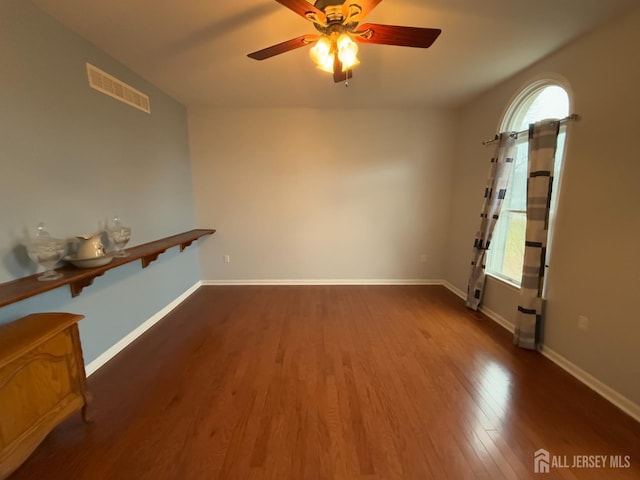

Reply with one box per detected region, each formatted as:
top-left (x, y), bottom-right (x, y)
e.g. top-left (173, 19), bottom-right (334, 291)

top-left (32, 0), bottom-right (635, 109)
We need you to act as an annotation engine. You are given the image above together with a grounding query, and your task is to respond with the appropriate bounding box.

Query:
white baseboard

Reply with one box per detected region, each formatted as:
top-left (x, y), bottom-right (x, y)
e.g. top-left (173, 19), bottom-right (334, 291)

top-left (541, 346), bottom-right (640, 423)
top-left (477, 305), bottom-right (516, 333)
top-left (440, 280), bottom-right (516, 332)
top-left (202, 279), bottom-right (444, 286)
top-left (441, 280), bottom-right (466, 299)
top-left (85, 281), bottom-right (202, 376)
top-left (440, 280), bottom-right (639, 423)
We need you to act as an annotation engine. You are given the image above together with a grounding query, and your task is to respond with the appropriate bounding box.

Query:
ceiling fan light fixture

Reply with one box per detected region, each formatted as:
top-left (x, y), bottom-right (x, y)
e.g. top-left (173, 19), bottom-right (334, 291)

top-left (247, 0), bottom-right (442, 83)
top-left (310, 33), bottom-right (359, 75)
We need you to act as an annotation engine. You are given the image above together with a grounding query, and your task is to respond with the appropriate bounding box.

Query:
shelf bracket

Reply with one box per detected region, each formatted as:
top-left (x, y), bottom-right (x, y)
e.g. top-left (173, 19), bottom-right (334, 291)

top-left (69, 272), bottom-right (105, 298)
top-left (180, 240), bottom-right (194, 252)
top-left (141, 250), bottom-right (166, 268)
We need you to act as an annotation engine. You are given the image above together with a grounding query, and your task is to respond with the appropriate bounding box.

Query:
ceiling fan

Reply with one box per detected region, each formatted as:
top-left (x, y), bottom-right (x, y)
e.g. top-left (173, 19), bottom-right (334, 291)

top-left (247, 0), bottom-right (441, 83)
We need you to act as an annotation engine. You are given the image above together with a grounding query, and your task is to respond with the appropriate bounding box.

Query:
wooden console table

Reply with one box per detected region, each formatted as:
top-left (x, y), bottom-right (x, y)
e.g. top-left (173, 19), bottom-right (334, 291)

top-left (0, 313), bottom-right (88, 480)
top-left (0, 229), bottom-right (215, 307)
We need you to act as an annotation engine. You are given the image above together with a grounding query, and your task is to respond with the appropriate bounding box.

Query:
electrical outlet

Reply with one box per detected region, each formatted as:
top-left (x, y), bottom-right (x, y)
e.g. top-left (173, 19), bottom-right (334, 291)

top-left (577, 315), bottom-right (589, 331)
top-left (224, 255), bottom-right (230, 264)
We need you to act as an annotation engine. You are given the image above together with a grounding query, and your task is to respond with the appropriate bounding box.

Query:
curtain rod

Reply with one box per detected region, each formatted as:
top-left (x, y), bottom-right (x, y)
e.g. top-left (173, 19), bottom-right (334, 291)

top-left (482, 113), bottom-right (580, 146)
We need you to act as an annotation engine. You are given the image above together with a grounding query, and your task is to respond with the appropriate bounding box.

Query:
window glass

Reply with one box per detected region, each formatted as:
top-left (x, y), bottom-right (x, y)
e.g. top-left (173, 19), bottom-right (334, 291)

top-left (486, 83), bottom-right (569, 286)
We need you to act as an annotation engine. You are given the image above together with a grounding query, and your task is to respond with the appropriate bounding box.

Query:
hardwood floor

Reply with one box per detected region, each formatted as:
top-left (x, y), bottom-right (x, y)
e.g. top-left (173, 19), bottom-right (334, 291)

top-left (9, 286), bottom-right (640, 479)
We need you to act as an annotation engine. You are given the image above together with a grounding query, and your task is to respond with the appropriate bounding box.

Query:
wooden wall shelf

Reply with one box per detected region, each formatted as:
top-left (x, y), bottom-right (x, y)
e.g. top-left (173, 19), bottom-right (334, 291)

top-left (0, 229), bottom-right (215, 308)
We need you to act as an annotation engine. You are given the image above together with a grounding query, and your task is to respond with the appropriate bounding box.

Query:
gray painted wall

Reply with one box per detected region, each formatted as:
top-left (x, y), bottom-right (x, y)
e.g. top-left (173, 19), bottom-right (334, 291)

top-left (189, 107), bottom-right (456, 282)
top-left (0, 0), bottom-right (200, 363)
top-left (444, 6), bottom-right (640, 406)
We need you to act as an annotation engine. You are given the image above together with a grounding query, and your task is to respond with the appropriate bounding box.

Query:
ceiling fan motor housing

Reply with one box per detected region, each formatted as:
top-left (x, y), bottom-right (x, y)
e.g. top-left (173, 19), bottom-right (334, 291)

top-left (313, 0), bottom-right (362, 35)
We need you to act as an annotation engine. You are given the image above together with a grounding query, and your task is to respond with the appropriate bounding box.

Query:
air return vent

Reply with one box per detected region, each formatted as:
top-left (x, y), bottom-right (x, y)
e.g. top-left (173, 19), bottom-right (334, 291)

top-left (86, 63), bottom-right (151, 114)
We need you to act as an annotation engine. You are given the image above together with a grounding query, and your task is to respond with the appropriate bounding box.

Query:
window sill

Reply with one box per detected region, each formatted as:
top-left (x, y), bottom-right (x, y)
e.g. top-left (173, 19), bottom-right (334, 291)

top-left (486, 273), bottom-right (522, 292)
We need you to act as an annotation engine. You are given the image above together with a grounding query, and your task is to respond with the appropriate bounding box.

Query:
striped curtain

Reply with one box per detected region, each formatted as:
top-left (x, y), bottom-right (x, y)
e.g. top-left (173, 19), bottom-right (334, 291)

top-left (466, 133), bottom-right (516, 310)
top-left (514, 120), bottom-right (560, 349)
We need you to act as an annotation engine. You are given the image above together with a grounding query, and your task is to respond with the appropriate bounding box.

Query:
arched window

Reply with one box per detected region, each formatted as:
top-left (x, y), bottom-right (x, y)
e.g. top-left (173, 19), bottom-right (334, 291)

top-left (486, 81), bottom-right (570, 286)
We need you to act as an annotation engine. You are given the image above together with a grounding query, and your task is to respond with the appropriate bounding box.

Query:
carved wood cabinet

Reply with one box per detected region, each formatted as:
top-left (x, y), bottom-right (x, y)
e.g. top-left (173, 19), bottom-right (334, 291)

top-left (0, 313), bottom-right (90, 479)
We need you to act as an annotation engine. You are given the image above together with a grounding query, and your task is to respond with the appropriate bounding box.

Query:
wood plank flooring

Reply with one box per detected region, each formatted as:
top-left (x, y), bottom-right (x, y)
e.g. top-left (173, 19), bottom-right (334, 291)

top-left (8, 286), bottom-right (640, 479)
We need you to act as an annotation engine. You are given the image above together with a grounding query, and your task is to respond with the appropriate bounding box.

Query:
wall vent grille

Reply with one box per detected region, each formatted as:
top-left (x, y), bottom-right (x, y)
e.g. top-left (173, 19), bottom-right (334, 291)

top-left (86, 63), bottom-right (150, 114)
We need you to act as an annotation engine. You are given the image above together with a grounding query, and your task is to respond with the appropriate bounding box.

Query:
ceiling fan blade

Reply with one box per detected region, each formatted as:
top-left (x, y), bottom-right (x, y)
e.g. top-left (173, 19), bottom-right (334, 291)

top-left (342, 0), bottom-right (383, 24)
top-left (332, 56), bottom-right (353, 83)
top-left (355, 23), bottom-right (441, 48)
top-left (248, 34), bottom-right (318, 60)
top-left (275, 0), bottom-right (327, 25)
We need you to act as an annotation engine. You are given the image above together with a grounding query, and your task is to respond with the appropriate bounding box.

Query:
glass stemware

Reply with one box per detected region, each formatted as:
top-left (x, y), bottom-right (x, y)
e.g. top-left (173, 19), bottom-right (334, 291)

top-left (108, 216), bottom-right (131, 257)
top-left (27, 223), bottom-right (66, 281)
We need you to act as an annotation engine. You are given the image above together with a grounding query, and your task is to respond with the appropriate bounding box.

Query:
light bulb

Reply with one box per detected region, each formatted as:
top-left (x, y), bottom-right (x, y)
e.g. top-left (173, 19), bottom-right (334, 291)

top-left (337, 33), bottom-right (359, 71)
top-left (310, 37), bottom-right (331, 64)
top-left (310, 36), bottom-right (336, 73)
top-left (317, 54), bottom-right (335, 73)
top-left (337, 33), bottom-right (353, 51)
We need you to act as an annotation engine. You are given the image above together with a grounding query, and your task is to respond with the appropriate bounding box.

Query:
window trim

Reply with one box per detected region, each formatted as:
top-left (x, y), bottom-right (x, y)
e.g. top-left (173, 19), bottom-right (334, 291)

top-left (499, 74), bottom-right (573, 132)
top-left (486, 75), bottom-right (572, 288)
top-left (487, 270), bottom-right (523, 290)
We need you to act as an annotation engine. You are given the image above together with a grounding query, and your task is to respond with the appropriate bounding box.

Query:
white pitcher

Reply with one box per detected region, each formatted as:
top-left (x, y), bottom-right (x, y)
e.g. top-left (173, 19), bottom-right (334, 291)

top-left (76, 232), bottom-right (107, 259)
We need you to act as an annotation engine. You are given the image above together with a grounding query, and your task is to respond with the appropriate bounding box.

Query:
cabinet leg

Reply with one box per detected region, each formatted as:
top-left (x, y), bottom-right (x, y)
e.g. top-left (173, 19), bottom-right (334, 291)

top-left (81, 390), bottom-right (94, 423)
